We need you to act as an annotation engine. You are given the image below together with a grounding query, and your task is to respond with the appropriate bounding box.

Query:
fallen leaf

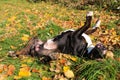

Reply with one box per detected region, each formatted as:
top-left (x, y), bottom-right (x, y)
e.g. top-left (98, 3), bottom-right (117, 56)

top-left (42, 76), bottom-right (52, 80)
top-left (14, 75), bottom-right (22, 80)
top-left (21, 34), bottom-right (30, 41)
top-left (10, 45), bottom-right (17, 49)
top-left (7, 65), bottom-right (15, 76)
top-left (105, 51), bottom-right (114, 59)
top-left (0, 46), bottom-right (2, 51)
top-left (8, 16), bottom-right (16, 22)
top-left (70, 57), bottom-right (77, 62)
top-left (59, 77), bottom-right (68, 80)
top-left (19, 69), bottom-right (31, 77)
top-left (0, 64), bottom-right (4, 73)
top-left (0, 59), bottom-right (4, 62)
top-left (115, 57), bottom-right (120, 62)
top-left (3, 65), bottom-right (8, 71)
top-left (63, 66), bottom-right (70, 72)
top-left (64, 70), bottom-right (74, 78)
top-left (59, 59), bottom-right (66, 64)
top-left (0, 74), bottom-right (7, 80)
top-left (18, 65), bottom-right (31, 77)
top-left (21, 64), bottom-right (28, 67)
top-left (32, 68), bottom-right (39, 73)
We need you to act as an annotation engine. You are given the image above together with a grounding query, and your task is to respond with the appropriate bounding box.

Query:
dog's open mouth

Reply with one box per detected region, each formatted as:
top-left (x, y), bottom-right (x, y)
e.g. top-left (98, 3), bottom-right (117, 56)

top-left (34, 44), bottom-right (42, 51)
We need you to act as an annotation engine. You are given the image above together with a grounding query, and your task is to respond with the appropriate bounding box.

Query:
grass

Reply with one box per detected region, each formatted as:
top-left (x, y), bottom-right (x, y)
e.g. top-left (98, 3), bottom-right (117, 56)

top-left (0, 0), bottom-right (120, 80)
top-left (74, 59), bottom-right (119, 80)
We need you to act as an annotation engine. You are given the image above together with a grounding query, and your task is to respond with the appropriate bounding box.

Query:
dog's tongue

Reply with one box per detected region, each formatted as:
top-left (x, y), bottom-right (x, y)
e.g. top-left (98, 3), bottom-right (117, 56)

top-left (35, 45), bottom-right (40, 51)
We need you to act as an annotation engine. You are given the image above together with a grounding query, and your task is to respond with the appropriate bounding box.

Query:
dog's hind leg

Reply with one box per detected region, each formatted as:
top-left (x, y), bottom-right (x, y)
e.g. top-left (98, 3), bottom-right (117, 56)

top-left (73, 11), bottom-right (93, 37)
top-left (85, 19), bottom-right (101, 35)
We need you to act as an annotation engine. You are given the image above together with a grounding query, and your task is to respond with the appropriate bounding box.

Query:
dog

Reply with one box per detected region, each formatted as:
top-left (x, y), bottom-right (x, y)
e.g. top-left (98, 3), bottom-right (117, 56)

top-left (29, 11), bottom-right (107, 61)
top-left (9, 11), bottom-right (107, 62)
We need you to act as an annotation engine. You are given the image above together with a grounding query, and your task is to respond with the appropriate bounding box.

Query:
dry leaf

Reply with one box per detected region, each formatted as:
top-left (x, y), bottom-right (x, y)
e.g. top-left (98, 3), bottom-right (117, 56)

top-left (59, 77), bottom-right (68, 80)
top-left (42, 76), bottom-right (52, 80)
top-left (21, 34), bottom-right (30, 41)
top-left (115, 57), bottom-right (120, 62)
top-left (32, 68), bottom-right (39, 73)
top-left (63, 66), bottom-right (70, 72)
top-left (14, 76), bottom-right (22, 80)
top-left (19, 68), bottom-right (31, 77)
top-left (18, 65), bottom-right (31, 77)
top-left (10, 45), bottom-right (17, 49)
top-left (59, 59), bottom-right (66, 64)
top-left (0, 64), bottom-right (4, 73)
top-left (3, 65), bottom-right (8, 71)
top-left (8, 16), bottom-right (16, 22)
top-left (64, 70), bottom-right (74, 78)
top-left (7, 65), bottom-right (15, 76)
top-left (21, 64), bottom-right (28, 67)
top-left (0, 74), bottom-right (7, 80)
top-left (105, 51), bottom-right (114, 59)
top-left (70, 57), bottom-right (77, 62)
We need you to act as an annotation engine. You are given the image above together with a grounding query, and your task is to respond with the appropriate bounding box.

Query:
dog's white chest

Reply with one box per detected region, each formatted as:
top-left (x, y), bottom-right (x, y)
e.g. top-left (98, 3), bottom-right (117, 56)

top-left (82, 33), bottom-right (94, 53)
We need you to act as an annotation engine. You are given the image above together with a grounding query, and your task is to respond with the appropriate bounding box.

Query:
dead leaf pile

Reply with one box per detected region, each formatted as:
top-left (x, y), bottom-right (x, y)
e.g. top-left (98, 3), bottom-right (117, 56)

top-left (0, 64), bottom-right (15, 80)
top-left (98, 28), bottom-right (120, 50)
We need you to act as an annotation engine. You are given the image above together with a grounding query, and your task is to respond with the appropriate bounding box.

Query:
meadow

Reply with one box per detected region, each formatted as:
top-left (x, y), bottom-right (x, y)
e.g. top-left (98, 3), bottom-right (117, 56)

top-left (0, 0), bottom-right (120, 80)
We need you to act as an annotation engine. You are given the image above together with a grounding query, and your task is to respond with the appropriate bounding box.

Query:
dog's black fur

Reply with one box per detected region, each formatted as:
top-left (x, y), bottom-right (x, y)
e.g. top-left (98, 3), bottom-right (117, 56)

top-left (28, 11), bottom-right (107, 62)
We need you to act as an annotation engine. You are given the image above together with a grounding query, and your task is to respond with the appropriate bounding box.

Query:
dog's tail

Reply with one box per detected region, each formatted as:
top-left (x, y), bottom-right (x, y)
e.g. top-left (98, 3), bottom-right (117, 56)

top-left (73, 11), bottom-right (93, 37)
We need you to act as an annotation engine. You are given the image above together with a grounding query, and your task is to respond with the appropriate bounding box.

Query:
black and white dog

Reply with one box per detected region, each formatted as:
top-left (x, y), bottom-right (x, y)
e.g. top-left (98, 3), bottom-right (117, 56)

top-left (28, 11), bottom-right (107, 62)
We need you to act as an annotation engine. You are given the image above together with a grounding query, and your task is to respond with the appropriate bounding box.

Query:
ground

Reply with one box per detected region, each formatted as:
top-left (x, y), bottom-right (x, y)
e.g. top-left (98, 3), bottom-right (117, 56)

top-left (0, 0), bottom-right (120, 80)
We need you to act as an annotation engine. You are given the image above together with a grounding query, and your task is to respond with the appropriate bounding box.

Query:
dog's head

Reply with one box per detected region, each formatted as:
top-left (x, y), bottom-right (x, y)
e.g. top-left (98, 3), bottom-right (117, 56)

top-left (95, 43), bottom-right (107, 55)
top-left (89, 42), bottom-right (107, 59)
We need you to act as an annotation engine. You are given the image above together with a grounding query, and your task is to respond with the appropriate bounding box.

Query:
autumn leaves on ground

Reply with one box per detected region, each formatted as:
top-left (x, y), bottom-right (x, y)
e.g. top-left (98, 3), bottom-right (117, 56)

top-left (0, 0), bottom-right (120, 80)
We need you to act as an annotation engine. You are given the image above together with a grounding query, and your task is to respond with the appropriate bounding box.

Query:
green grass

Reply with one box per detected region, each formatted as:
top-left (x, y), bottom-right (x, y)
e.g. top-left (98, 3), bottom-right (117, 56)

top-left (0, 0), bottom-right (120, 80)
top-left (74, 59), bottom-right (119, 80)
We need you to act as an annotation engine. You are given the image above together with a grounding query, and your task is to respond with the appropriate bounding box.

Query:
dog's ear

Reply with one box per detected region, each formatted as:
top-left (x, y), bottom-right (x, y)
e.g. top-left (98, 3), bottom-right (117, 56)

top-left (44, 39), bottom-right (57, 50)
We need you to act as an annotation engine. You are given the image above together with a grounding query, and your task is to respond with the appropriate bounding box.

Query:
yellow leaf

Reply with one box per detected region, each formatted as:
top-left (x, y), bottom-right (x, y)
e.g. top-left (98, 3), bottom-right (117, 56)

top-left (50, 29), bottom-right (54, 34)
top-left (0, 47), bottom-right (2, 51)
top-left (80, 21), bottom-right (84, 26)
top-left (21, 64), bottom-right (28, 68)
top-left (63, 66), bottom-right (70, 72)
top-left (105, 51), bottom-right (114, 59)
top-left (10, 45), bottom-right (16, 49)
top-left (64, 70), bottom-right (74, 78)
top-left (14, 76), bottom-right (22, 79)
top-left (8, 16), bottom-right (16, 22)
top-left (18, 66), bottom-right (31, 77)
top-left (22, 58), bottom-right (33, 63)
top-left (70, 57), bottom-right (77, 62)
top-left (42, 76), bottom-right (52, 80)
top-left (21, 34), bottom-right (30, 41)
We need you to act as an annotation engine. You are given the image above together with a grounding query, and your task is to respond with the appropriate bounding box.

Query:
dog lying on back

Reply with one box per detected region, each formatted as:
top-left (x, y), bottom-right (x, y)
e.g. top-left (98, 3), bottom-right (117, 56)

top-left (10, 11), bottom-right (107, 62)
